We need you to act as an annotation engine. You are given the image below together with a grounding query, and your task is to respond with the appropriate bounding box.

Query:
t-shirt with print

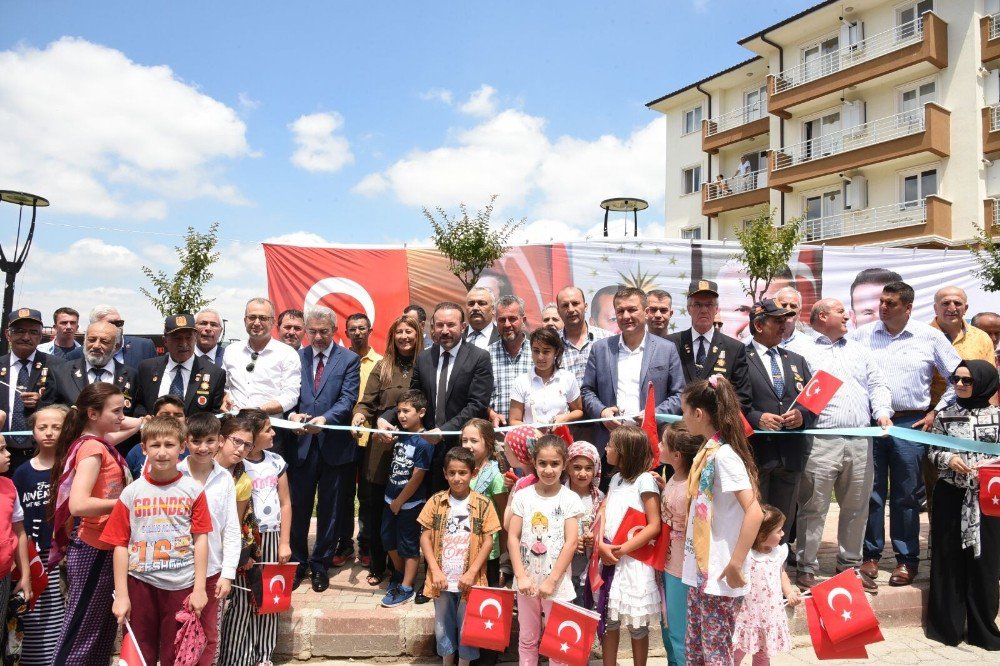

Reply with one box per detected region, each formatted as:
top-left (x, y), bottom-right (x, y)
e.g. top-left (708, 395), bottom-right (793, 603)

top-left (510, 484), bottom-right (584, 601)
top-left (441, 494), bottom-right (472, 593)
top-left (242, 451), bottom-right (287, 532)
top-left (100, 472), bottom-right (213, 590)
top-left (12, 461), bottom-right (53, 551)
top-left (385, 433), bottom-right (433, 510)
top-left (76, 438), bottom-right (127, 550)
top-left (470, 460), bottom-right (506, 560)
top-left (682, 444), bottom-right (752, 597)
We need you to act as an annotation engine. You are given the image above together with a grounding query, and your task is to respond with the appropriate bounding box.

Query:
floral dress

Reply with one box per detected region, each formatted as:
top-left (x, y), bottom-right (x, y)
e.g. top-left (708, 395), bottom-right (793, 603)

top-left (731, 543), bottom-right (791, 656)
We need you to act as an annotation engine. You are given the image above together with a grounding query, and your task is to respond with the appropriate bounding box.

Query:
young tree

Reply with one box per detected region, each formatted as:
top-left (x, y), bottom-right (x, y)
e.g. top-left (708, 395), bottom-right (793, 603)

top-left (140, 222), bottom-right (221, 317)
top-left (733, 209), bottom-right (802, 302)
top-left (425, 195), bottom-right (525, 291)
top-left (970, 222), bottom-right (1000, 292)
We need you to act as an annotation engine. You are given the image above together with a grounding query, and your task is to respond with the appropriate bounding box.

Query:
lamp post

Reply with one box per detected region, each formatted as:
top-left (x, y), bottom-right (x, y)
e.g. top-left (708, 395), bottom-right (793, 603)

top-left (0, 191), bottom-right (48, 355)
top-left (600, 197), bottom-right (648, 237)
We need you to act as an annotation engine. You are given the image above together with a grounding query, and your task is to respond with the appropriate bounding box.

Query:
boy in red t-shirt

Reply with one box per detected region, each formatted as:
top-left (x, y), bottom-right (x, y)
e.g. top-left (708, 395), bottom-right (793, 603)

top-left (102, 416), bottom-right (213, 665)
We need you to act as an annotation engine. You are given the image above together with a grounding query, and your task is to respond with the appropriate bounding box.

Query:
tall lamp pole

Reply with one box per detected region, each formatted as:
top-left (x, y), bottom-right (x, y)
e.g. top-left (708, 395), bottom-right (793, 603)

top-left (0, 191), bottom-right (48, 355)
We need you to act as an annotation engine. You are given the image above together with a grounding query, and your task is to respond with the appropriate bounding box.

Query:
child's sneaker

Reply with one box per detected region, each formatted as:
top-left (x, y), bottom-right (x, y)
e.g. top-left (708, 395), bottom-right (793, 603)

top-left (381, 584), bottom-right (415, 608)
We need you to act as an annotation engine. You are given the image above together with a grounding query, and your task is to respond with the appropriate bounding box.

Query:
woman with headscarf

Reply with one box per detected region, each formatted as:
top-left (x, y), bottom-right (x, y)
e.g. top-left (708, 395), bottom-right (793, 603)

top-left (926, 359), bottom-right (1000, 649)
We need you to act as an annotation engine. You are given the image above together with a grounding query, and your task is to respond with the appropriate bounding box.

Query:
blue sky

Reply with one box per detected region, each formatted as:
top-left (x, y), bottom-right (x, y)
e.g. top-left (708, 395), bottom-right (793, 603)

top-left (0, 0), bottom-right (814, 334)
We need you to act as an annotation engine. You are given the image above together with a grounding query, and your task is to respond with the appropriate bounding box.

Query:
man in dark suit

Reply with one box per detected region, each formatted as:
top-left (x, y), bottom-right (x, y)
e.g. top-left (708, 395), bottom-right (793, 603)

top-left (133, 315), bottom-right (226, 417)
top-left (667, 280), bottom-right (752, 411)
top-left (745, 298), bottom-right (817, 540)
top-left (379, 302), bottom-right (494, 492)
top-left (194, 308), bottom-right (226, 367)
top-left (51, 321), bottom-right (138, 414)
top-left (287, 306), bottom-right (360, 593)
top-left (463, 287), bottom-right (499, 349)
top-left (1, 308), bottom-right (62, 474)
top-left (67, 305), bottom-right (158, 369)
top-left (581, 288), bottom-right (686, 488)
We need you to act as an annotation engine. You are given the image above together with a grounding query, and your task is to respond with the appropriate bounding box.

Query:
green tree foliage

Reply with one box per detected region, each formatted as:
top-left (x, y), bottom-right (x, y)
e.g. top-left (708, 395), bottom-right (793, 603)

top-left (425, 195), bottom-right (525, 291)
top-left (140, 222), bottom-right (221, 317)
top-left (734, 209), bottom-right (802, 302)
top-left (969, 221), bottom-right (1000, 292)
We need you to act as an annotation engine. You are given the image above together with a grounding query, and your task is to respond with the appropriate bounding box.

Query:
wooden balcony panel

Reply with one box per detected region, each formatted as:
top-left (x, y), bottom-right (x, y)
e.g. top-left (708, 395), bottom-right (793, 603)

top-left (982, 15), bottom-right (1000, 64)
top-left (701, 183), bottom-right (770, 217)
top-left (702, 116), bottom-right (770, 154)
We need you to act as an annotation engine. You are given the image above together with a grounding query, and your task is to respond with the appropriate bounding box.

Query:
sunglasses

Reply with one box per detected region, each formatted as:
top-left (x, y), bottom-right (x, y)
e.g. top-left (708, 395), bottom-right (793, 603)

top-left (246, 351), bottom-right (259, 373)
top-left (108, 319), bottom-right (125, 328)
top-left (948, 375), bottom-right (974, 386)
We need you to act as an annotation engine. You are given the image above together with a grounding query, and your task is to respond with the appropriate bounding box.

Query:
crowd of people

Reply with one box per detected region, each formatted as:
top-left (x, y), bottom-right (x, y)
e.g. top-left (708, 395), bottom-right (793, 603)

top-left (0, 272), bottom-right (996, 665)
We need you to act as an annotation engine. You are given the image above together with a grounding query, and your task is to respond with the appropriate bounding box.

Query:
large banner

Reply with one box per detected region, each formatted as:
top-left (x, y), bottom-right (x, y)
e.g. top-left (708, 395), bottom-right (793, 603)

top-left (263, 240), bottom-right (992, 351)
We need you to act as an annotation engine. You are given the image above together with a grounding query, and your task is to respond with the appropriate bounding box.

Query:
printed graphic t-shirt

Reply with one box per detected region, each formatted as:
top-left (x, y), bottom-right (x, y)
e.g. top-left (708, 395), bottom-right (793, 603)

top-left (441, 494), bottom-right (472, 592)
top-left (242, 451), bottom-right (287, 532)
top-left (510, 484), bottom-right (584, 601)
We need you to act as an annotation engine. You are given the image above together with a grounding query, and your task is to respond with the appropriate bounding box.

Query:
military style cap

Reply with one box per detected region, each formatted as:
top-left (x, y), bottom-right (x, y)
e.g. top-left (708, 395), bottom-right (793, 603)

top-left (7, 308), bottom-right (43, 326)
top-left (687, 279), bottom-right (719, 297)
top-left (164, 314), bottom-right (196, 334)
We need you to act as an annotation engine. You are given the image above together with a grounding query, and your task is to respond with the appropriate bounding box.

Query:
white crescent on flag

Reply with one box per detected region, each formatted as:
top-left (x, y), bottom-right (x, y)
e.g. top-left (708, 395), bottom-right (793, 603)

top-left (827, 587), bottom-right (853, 611)
top-left (269, 575), bottom-right (286, 593)
top-left (626, 525), bottom-right (643, 540)
top-left (805, 378), bottom-right (822, 397)
top-left (479, 597), bottom-right (503, 618)
top-left (304, 277), bottom-right (377, 328)
top-left (557, 620), bottom-right (582, 644)
top-left (988, 476), bottom-right (1000, 495)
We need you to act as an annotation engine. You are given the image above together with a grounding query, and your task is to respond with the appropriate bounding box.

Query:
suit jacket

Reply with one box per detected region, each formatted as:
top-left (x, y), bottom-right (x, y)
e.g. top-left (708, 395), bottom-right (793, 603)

top-left (667, 328), bottom-right (753, 412)
top-left (581, 334), bottom-right (686, 453)
top-left (0, 352), bottom-right (61, 424)
top-left (133, 355), bottom-right (226, 417)
top-left (744, 341), bottom-right (817, 472)
top-left (383, 342), bottom-right (493, 438)
top-left (293, 345), bottom-right (361, 467)
top-left (464, 325), bottom-right (500, 347)
top-left (50, 358), bottom-right (138, 415)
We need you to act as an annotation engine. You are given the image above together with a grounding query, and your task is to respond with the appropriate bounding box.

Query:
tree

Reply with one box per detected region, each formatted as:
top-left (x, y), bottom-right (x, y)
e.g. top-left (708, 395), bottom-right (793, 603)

top-left (425, 195), bottom-right (525, 291)
top-left (969, 222), bottom-right (1000, 292)
top-left (140, 222), bottom-right (221, 316)
top-left (733, 208), bottom-right (802, 302)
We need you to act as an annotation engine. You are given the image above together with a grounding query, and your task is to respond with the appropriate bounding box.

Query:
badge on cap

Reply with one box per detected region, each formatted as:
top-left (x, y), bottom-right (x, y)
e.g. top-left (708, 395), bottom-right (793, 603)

top-left (177, 315), bottom-right (188, 326)
top-left (698, 281), bottom-right (710, 292)
top-left (17, 309), bottom-right (29, 318)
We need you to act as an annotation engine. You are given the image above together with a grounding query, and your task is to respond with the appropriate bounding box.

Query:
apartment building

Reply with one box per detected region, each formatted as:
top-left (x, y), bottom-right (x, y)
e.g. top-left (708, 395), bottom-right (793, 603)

top-left (647, 0), bottom-right (1000, 247)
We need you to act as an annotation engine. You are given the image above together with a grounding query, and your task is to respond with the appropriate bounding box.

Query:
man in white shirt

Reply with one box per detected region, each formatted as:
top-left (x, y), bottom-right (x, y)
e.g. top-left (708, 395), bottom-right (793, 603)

top-left (463, 287), bottom-right (498, 349)
top-left (194, 308), bottom-right (226, 367)
top-left (221, 298), bottom-right (301, 415)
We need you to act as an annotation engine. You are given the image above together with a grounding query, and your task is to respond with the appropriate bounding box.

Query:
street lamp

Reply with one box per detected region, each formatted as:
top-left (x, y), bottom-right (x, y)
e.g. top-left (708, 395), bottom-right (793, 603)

top-left (600, 197), bottom-right (648, 238)
top-left (0, 191), bottom-right (48, 355)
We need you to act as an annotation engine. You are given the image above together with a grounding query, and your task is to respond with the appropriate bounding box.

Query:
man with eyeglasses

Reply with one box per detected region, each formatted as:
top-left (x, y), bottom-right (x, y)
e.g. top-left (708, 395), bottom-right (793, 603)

top-left (66, 305), bottom-right (158, 370)
top-left (645, 289), bottom-right (674, 339)
top-left (0, 308), bottom-right (62, 474)
top-left (51, 320), bottom-right (137, 409)
top-left (194, 308), bottom-right (226, 367)
top-left (221, 298), bottom-right (301, 417)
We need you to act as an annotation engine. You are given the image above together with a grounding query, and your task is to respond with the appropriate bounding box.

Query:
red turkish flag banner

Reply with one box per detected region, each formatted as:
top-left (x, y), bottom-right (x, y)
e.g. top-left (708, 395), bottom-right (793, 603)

top-left (120, 622), bottom-right (148, 666)
top-left (12, 539), bottom-right (49, 611)
top-left (461, 586), bottom-right (515, 651)
top-left (539, 599), bottom-right (600, 666)
top-left (810, 570), bottom-right (879, 643)
top-left (980, 464), bottom-right (1000, 517)
top-left (642, 381), bottom-right (659, 470)
top-left (588, 515), bottom-right (604, 594)
top-left (739, 410), bottom-right (755, 437)
top-left (257, 563), bottom-right (298, 615)
top-left (610, 507), bottom-right (647, 546)
top-left (805, 597), bottom-right (870, 660)
top-left (609, 507), bottom-right (666, 570)
top-left (793, 370), bottom-right (844, 415)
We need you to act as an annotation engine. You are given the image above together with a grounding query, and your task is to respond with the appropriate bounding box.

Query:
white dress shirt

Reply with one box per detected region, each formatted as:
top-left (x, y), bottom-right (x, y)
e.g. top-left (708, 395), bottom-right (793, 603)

top-left (7, 352), bottom-right (35, 414)
top-left (311, 343), bottom-right (335, 384)
top-left (466, 323), bottom-right (495, 350)
top-left (691, 327), bottom-right (715, 362)
top-left (616, 334), bottom-right (646, 416)
top-left (178, 459), bottom-right (241, 579)
top-left (750, 338), bottom-right (785, 389)
top-left (85, 361), bottom-right (114, 386)
top-left (157, 355), bottom-right (195, 399)
top-left (195, 345), bottom-right (220, 361)
top-left (223, 337), bottom-right (302, 412)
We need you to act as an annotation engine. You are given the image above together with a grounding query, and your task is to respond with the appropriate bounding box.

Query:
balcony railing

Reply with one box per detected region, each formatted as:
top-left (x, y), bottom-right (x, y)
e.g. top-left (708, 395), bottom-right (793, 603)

top-left (773, 17), bottom-right (924, 93)
top-left (994, 198), bottom-right (1000, 230)
top-left (992, 14), bottom-right (1000, 41)
top-left (705, 102), bottom-right (767, 137)
top-left (803, 200), bottom-right (927, 242)
top-left (773, 109), bottom-right (926, 170)
top-left (992, 104), bottom-right (1000, 132)
top-left (705, 169), bottom-right (768, 201)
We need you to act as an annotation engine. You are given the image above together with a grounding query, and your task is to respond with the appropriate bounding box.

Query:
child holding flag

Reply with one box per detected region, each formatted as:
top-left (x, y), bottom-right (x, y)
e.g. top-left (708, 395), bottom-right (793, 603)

top-left (418, 447), bottom-right (501, 666)
top-left (0, 434), bottom-right (32, 658)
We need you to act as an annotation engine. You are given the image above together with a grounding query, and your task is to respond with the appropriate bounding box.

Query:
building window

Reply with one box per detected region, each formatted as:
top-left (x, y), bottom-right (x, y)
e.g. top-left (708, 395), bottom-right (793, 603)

top-left (681, 226), bottom-right (702, 240)
top-left (682, 165), bottom-right (702, 195)
top-left (682, 106), bottom-right (703, 135)
top-left (901, 168), bottom-right (937, 207)
top-left (899, 79), bottom-right (936, 118)
top-left (898, 1), bottom-right (933, 36)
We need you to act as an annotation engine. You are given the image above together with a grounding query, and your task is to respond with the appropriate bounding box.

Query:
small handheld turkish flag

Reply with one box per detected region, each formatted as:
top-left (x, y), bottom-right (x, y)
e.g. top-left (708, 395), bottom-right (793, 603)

top-left (461, 587), bottom-right (515, 651)
top-left (793, 370), bottom-right (843, 415)
top-left (539, 599), bottom-right (600, 666)
top-left (588, 515), bottom-right (604, 594)
top-left (980, 464), bottom-right (1000, 517)
top-left (610, 507), bottom-right (647, 546)
top-left (120, 621), bottom-right (148, 666)
top-left (739, 410), bottom-right (755, 437)
top-left (810, 570), bottom-right (879, 643)
top-left (642, 381), bottom-right (659, 470)
top-left (257, 563), bottom-right (298, 615)
top-left (805, 597), bottom-right (870, 660)
top-left (609, 507), bottom-right (668, 570)
top-left (13, 538), bottom-right (49, 611)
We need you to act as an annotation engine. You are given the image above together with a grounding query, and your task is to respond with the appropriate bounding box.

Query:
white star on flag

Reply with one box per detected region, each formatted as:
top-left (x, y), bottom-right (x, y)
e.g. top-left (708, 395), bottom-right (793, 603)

top-left (273, 595), bottom-right (280, 605)
top-left (484, 620), bottom-right (494, 630)
top-left (560, 642), bottom-right (569, 653)
top-left (993, 496), bottom-right (999, 505)
top-left (841, 610), bottom-right (852, 621)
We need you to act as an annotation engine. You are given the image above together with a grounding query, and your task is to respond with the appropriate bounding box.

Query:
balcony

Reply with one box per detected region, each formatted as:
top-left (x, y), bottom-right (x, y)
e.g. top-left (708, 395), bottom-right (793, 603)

top-left (767, 13), bottom-right (948, 118)
top-left (768, 103), bottom-right (950, 191)
top-left (982, 14), bottom-right (1000, 63)
top-left (984, 105), bottom-right (1000, 156)
top-left (701, 169), bottom-right (769, 216)
top-left (803, 196), bottom-right (951, 245)
top-left (702, 102), bottom-right (769, 154)
top-left (985, 198), bottom-right (999, 236)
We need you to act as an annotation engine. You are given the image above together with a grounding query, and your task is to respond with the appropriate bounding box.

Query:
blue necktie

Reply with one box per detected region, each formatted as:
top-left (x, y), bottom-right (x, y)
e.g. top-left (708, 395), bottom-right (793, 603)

top-left (695, 336), bottom-right (707, 366)
top-left (169, 365), bottom-right (185, 398)
top-left (10, 361), bottom-right (29, 447)
top-left (767, 348), bottom-right (785, 395)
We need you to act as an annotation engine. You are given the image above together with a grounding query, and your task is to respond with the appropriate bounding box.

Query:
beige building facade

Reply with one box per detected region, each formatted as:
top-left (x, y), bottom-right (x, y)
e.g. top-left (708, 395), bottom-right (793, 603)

top-left (648, 0), bottom-right (1000, 247)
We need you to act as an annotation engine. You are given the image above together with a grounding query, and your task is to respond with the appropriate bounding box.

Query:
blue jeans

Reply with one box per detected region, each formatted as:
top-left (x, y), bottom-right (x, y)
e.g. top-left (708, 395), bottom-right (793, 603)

top-left (661, 572), bottom-right (689, 666)
top-left (433, 591), bottom-right (479, 661)
top-left (864, 414), bottom-right (925, 567)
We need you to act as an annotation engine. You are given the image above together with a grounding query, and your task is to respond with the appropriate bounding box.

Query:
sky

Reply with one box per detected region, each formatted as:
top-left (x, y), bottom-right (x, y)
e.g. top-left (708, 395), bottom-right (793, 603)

top-left (0, 0), bottom-right (815, 337)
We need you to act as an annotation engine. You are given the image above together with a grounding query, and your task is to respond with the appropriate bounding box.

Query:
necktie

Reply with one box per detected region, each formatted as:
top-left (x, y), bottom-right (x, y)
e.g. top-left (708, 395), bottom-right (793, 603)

top-left (695, 336), bottom-right (707, 366)
top-left (92, 367), bottom-right (107, 383)
top-left (436, 350), bottom-right (451, 426)
top-left (314, 352), bottom-right (325, 393)
top-left (169, 365), bottom-right (185, 398)
top-left (10, 361), bottom-right (29, 447)
top-left (767, 348), bottom-right (785, 395)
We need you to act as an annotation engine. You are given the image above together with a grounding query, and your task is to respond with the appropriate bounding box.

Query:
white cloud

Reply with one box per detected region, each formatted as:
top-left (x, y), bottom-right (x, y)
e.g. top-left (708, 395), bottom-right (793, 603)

top-left (351, 173), bottom-right (388, 196)
top-left (419, 87), bottom-right (453, 105)
top-left (288, 111), bottom-right (355, 173)
top-left (238, 92), bottom-right (260, 110)
top-left (0, 37), bottom-right (254, 219)
top-left (459, 84), bottom-right (498, 117)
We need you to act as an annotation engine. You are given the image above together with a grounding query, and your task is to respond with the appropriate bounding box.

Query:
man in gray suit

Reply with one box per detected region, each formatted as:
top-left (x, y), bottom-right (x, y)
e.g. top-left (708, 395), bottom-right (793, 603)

top-left (581, 287), bottom-right (685, 488)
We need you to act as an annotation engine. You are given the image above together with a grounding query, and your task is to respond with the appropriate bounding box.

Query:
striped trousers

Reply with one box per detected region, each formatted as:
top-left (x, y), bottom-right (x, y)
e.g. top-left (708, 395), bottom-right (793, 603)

top-left (217, 530), bottom-right (280, 666)
top-left (19, 546), bottom-right (65, 666)
top-left (51, 537), bottom-right (117, 666)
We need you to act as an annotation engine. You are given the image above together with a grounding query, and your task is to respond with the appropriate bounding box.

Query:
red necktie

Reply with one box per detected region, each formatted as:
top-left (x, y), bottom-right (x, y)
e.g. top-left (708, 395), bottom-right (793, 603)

top-left (314, 352), bottom-right (325, 393)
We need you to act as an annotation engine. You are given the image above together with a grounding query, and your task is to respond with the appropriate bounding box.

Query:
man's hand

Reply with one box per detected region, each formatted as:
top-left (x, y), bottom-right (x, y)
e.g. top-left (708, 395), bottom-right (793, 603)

top-left (781, 410), bottom-right (803, 429)
top-left (913, 411), bottom-right (936, 432)
top-left (601, 406), bottom-right (622, 432)
top-left (489, 409), bottom-right (506, 428)
top-left (351, 413), bottom-right (367, 439)
top-left (758, 413), bottom-right (783, 431)
top-left (375, 418), bottom-right (398, 445)
top-left (20, 390), bottom-right (40, 410)
top-left (303, 415), bottom-right (327, 434)
top-left (877, 416), bottom-right (893, 429)
top-left (221, 393), bottom-right (234, 413)
top-left (423, 428), bottom-right (443, 445)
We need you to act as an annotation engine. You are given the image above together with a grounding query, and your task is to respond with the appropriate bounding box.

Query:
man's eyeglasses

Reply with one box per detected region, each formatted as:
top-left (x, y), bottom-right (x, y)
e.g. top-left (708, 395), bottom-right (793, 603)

top-left (227, 435), bottom-right (253, 451)
top-left (949, 375), bottom-right (974, 386)
top-left (246, 351), bottom-right (259, 373)
top-left (245, 315), bottom-right (273, 323)
top-left (108, 319), bottom-right (125, 328)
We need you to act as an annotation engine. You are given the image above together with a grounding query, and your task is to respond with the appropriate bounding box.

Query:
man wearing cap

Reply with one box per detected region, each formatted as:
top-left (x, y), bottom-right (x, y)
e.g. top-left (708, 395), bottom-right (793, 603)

top-left (0, 308), bottom-right (62, 474)
top-left (133, 315), bottom-right (226, 416)
top-left (745, 298), bottom-right (816, 541)
top-left (50, 320), bottom-right (137, 413)
top-left (667, 280), bottom-right (752, 411)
